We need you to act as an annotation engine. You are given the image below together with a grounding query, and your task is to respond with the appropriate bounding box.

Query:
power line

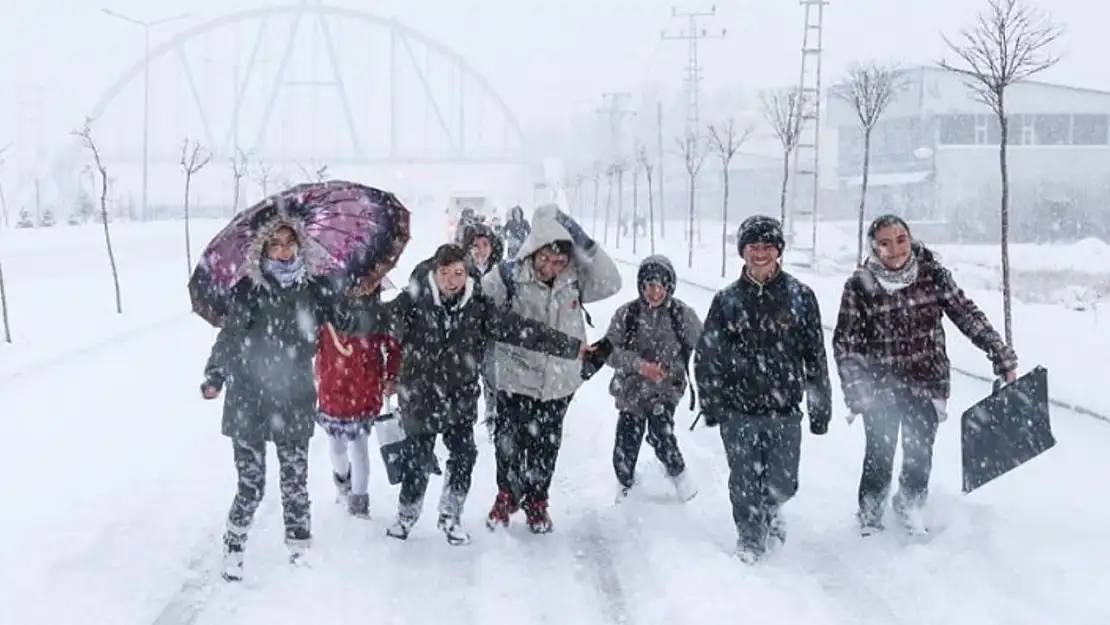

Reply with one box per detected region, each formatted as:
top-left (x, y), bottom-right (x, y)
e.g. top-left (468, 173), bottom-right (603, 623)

top-left (661, 6), bottom-right (726, 134)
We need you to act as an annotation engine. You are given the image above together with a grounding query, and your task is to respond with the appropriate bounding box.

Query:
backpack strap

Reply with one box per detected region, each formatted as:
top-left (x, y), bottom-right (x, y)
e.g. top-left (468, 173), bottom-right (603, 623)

top-left (498, 261), bottom-right (517, 310)
top-left (622, 300), bottom-right (641, 349)
top-left (666, 299), bottom-right (697, 411)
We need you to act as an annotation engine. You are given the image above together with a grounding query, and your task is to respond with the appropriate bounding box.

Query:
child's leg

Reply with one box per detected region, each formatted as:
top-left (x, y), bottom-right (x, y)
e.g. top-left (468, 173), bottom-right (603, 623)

top-left (349, 431), bottom-right (371, 496)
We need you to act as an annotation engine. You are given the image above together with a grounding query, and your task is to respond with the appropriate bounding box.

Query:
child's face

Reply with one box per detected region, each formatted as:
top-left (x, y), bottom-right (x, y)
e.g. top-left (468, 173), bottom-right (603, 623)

top-left (434, 262), bottom-right (468, 295)
top-left (471, 236), bottom-right (492, 264)
top-left (266, 227), bottom-right (299, 261)
top-left (643, 282), bottom-right (668, 307)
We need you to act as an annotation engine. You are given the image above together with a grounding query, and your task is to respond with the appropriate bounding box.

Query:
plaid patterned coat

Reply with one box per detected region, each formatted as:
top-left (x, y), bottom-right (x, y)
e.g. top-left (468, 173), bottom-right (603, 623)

top-left (832, 248), bottom-right (1017, 413)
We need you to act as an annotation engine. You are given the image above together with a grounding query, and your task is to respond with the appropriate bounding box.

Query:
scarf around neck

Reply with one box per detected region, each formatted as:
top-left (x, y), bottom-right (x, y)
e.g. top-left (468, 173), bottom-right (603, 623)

top-left (865, 248), bottom-right (919, 292)
top-left (263, 256), bottom-right (306, 288)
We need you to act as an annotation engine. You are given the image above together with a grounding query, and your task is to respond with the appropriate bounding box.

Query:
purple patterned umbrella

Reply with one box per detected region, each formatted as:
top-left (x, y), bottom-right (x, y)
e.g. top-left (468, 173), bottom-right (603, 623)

top-left (189, 180), bottom-right (411, 327)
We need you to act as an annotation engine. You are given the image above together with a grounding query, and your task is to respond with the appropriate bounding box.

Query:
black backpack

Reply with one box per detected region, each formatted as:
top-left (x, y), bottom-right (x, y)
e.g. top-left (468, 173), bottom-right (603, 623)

top-left (621, 298), bottom-right (696, 411)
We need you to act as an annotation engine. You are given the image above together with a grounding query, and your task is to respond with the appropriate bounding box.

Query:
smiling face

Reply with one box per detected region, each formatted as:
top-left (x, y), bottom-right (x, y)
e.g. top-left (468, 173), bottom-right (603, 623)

top-left (266, 226), bottom-right (299, 261)
top-left (434, 261), bottom-right (468, 296)
top-left (532, 247), bottom-right (569, 282)
top-left (643, 282), bottom-right (668, 307)
top-left (471, 236), bottom-right (492, 265)
top-left (742, 242), bottom-right (780, 279)
top-left (873, 224), bottom-right (913, 270)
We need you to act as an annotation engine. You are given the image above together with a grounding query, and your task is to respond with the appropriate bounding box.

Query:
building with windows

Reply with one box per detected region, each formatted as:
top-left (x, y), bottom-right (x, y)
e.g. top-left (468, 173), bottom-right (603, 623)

top-left (826, 66), bottom-right (1110, 242)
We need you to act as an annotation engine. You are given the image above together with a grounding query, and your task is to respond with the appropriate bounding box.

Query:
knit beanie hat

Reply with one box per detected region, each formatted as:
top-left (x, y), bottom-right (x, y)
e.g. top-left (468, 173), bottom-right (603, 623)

top-left (736, 215), bottom-right (785, 255)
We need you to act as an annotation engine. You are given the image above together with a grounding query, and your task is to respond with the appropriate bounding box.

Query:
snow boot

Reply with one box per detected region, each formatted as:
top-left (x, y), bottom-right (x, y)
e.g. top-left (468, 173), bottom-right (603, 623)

top-left (767, 514), bottom-right (787, 552)
top-left (386, 506), bottom-right (419, 540)
top-left (734, 540), bottom-right (762, 565)
top-left (524, 498), bottom-right (553, 534)
top-left (614, 483), bottom-right (632, 504)
top-left (893, 502), bottom-right (928, 537)
top-left (485, 490), bottom-right (517, 530)
top-left (857, 510), bottom-right (884, 537)
top-left (333, 469), bottom-right (352, 500)
top-left (221, 542), bottom-right (245, 582)
top-left (286, 536), bottom-right (313, 567)
top-left (437, 514), bottom-right (472, 546)
top-left (671, 470), bottom-right (698, 502)
top-left (348, 493), bottom-right (370, 519)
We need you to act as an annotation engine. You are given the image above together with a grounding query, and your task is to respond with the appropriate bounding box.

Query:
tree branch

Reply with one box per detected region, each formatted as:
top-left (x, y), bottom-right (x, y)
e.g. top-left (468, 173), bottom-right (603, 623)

top-left (829, 61), bottom-right (908, 131)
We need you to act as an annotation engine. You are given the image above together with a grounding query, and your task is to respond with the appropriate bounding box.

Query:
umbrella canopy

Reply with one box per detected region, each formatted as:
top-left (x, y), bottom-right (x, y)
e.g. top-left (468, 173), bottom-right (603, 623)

top-left (189, 180), bottom-right (411, 327)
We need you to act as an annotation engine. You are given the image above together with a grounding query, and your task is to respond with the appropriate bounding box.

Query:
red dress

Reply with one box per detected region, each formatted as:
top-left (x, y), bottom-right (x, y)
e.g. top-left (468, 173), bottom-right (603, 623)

top-left (315, 323), bottom-right (401, 438)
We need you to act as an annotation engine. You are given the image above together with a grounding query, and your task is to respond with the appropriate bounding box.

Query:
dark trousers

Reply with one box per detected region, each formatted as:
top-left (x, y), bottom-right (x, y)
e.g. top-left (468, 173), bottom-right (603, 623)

top-left (224, 438), bottom-right (311, 548)
top-left (858, 393), bottom-right (939, 525)
top-left (719, 415), bottom-right (802, 550)
top-left (398, 422), bottom-right (478, 518)
top-left (494, 391), bottom-right (573, 503)
top-left (613, 401), bottom-right (686, 488)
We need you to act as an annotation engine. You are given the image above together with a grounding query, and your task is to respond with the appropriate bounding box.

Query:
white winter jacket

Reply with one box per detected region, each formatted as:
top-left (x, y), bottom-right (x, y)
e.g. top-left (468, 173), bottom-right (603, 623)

top-left (482, 204), bottom-right (622, 401)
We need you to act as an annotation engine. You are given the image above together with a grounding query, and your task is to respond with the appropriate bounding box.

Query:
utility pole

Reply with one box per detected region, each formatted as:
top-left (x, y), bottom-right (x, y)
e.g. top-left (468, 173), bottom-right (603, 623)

top-left (597, 93), bottom-right (634, 246)
top-left (102, 8), bottom-right (194, 221)
top-left (661, 6), bottom-right (726, 136)
top-left (656, 100), bottom-right (666, 238)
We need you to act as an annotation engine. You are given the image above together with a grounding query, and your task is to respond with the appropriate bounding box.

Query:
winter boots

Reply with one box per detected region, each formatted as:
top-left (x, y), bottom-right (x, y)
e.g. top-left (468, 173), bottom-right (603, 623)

top-left (485, 490), bottom-right (552, 534)
top-left (222, 543), bottom-right (245, 582)
top-left (386, 496), bottom-right (472, 546)
top-left (348, 493), bottom-right (370, 519)
top-left (672, 470), bottom-right (698, 502)
top-left (333, 470), bottom-right (352, 499)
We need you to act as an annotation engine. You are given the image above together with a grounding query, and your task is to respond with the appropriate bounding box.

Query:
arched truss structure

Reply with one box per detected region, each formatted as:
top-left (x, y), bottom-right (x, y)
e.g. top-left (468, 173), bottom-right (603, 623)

top-left (82, 3), bottom-right (529, 166)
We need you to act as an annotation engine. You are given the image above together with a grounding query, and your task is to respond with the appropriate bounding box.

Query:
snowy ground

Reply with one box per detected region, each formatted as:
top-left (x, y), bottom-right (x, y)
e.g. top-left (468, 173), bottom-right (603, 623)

top-left (1, 221), bottom-right (1108, 625)
top-left (607, 223), bottom-right (1110, 420)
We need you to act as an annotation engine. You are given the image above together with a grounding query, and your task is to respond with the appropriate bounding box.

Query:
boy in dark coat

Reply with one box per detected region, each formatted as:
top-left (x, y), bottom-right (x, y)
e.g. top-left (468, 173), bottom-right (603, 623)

top-left (603, 255), bottom-right (702, 503)
top-left (693, 215), bottom-right (832, 564)
top-left (201, 216), bottom-right (380, 582)
top-left (382, 244), bottom-right (591, 545)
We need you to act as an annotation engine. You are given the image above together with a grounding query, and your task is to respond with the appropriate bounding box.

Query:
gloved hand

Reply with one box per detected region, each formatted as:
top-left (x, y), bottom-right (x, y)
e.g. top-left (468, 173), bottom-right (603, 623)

top-left (201, 381), bottom-right (222, 399)
top-left (554, 210), bottom-right (595, 251)
top-left (809, 417), bottom-right (829, 435)
top-left (700, 411), bottom-right (720, 427)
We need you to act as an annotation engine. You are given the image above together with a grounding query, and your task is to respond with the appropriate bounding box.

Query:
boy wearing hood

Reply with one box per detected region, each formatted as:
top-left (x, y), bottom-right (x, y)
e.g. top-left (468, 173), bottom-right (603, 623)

top-left (693, 215), bottom-right (832, 564)
top-left (481, 204), bottom-right (621, 533)
top-left (381, 244), bottom-right (594, 546)
top-left (603, 255), bottom-right (702, 502)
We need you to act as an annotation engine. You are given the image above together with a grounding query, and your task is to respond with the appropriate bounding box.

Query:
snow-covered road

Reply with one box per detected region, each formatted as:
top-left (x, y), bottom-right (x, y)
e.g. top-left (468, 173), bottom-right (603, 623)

top-left (1, 227), bottom-right (1106, 625)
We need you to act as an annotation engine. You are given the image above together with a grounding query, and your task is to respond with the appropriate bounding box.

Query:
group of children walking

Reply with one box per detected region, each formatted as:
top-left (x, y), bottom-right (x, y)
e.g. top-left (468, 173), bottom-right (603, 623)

top-left (203, 202), bottom-right (1017, 579)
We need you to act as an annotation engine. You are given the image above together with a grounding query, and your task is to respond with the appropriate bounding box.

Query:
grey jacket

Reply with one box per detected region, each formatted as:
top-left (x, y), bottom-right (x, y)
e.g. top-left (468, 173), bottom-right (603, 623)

top-left (482, 203), bottom-right (622, 401)
top-left (604, 256), bottom-right (703, 412)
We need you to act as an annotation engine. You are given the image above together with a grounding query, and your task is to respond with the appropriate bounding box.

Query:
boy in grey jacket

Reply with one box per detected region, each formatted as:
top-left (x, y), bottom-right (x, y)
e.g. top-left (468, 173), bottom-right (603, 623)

top-left (604, 255), bottom-right (702, 502)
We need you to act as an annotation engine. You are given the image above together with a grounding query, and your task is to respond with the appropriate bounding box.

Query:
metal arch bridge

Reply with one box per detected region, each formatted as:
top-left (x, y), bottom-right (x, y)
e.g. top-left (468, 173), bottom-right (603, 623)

top-left (79, 3), bottom-right (530, 168)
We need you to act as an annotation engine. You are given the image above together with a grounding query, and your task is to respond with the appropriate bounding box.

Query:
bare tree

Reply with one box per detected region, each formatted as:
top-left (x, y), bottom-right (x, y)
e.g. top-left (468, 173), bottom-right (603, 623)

top-left (830, 62), bottom-right (909, 264)
top-left (637, 145), bottom-right (656, 255)
top-left (601, 165), bottom-right (616, 243)
top-left (0, 141), bottom-right (10, 342)
top-left (760, 88), bottom-right (804, 227)
top-left (180, 138), bottom-right (212, 279)
top-left (73, 118), bottom-right (123, 314)
top-left (298, 162), bottom-right (329, 182)
top-left (708, 119), bottom-right (756, 277)
top-left (230, 149), bottom-right (249, 213)
top-left (676, 130), bottom-right (709, 268)
top-left (0, 142), bottom-right (10, 228)
top-left (253, 161), bottom-right (274, 196)
top-left (939, 0), bottom-right (1062, 346)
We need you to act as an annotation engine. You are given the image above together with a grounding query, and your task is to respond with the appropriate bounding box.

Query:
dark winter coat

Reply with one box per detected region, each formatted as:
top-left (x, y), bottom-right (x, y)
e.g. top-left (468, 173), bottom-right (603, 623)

top-left (386, 269), bottom-right (582, 436)
top-left (832, 245), bottom-right (1017, 413)
top-left (694, 269), bottom-right (831, 430)
top-left (604, 256), bottom-right (703, 413)
top-left (203, 217), bottom-right (383, 443)
top-left (462, 222), bottom-right (504, 279)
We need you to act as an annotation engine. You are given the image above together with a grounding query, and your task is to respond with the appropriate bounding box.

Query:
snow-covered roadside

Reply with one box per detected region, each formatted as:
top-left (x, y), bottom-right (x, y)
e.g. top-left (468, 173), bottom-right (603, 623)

top-left (0, 219), bottom-right (228, 377)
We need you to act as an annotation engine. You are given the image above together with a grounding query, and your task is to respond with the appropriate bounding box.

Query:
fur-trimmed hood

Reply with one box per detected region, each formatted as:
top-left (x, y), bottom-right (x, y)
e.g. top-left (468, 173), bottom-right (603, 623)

top-left (243, 212), bottom-right (329, 288)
